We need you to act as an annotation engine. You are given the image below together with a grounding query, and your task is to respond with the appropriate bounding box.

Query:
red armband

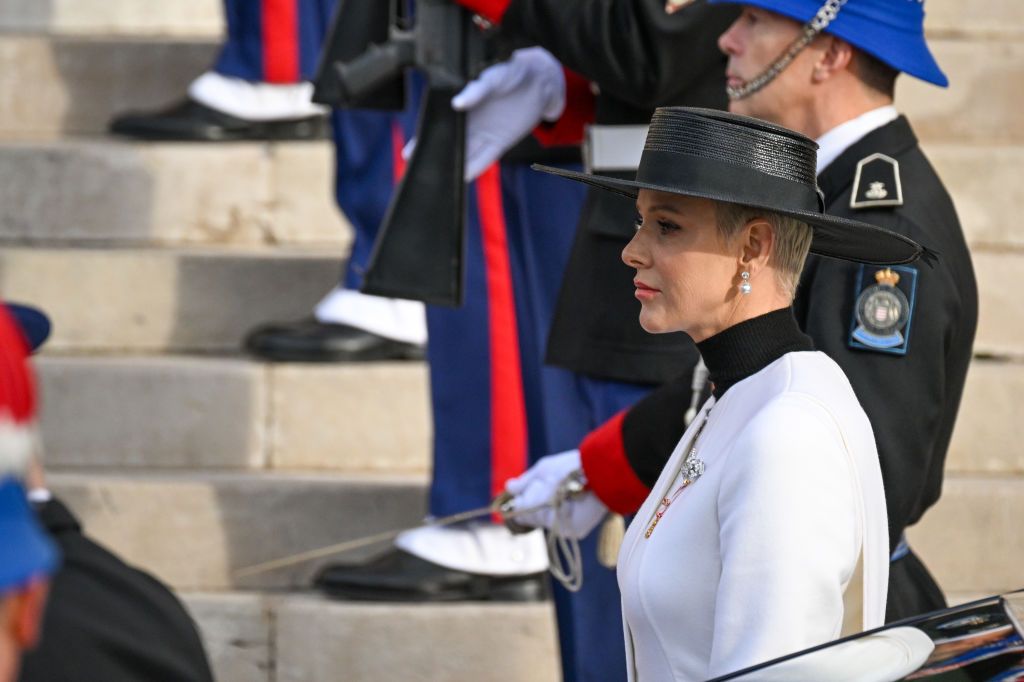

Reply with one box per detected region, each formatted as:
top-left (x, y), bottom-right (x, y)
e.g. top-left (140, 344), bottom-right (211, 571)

top-left (453, 0), bottom-right (512, 23)
top-left (579, 410), bottom-right (651, 515)
top-left (532, 68), bottom-right (595, 148)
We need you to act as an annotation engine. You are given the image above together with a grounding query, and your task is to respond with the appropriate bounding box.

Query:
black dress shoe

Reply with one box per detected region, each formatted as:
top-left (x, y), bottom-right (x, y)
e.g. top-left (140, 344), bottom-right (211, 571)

top-left (244, 318), bottom-right (425, 362)
top-left (314, 549), bottom-right (548, 602)
top-left (109, 98), bottom-right (328, 142)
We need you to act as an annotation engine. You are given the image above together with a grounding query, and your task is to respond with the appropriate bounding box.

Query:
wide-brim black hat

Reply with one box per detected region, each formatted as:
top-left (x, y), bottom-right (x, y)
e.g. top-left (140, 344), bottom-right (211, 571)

top-left (534, 107), bottom-right (929, 266)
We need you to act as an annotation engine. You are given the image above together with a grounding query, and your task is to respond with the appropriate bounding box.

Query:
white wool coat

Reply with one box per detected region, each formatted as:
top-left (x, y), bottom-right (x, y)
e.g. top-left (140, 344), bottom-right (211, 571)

top-left (617, 351), bottom-right (889, 681)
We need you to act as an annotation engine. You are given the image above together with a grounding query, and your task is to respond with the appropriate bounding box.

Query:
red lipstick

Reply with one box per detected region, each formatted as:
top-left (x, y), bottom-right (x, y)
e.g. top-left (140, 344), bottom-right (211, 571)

top-left (634, 280), bottom-right (660, 302)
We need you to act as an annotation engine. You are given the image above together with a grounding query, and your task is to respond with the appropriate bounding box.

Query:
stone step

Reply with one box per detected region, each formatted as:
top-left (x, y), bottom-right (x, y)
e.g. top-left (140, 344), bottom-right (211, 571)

top-left (925, 0), bottom-right (1024, 39)
top-left (48, 467), bottom-right (1020, 597)
top-left (188, 591), bottom-right (1024, 682)
top-left (183, 593), bottom-right (560, 682)
top-left (4, 244), bottom-right (1017, 358)
top-left (36, 356), bottom-right (431, 474)
top-left (907, 475), bottom-right (1024, 595)
top-left (275, 598), bottom-right (561, 682)
top-left (947, 359), bottom-right (1024, 475)
top-left (0, 138), bottom-right (349, 247)
top-left (972, 251), bottom-right (1024, 359)
top-left (0, 0), bottom-right (1019, 40)
top-left (0, 0), bottom-right (223, 37)
top-left (899, 38), bottom-right (1024, 144)
top-left (0, 34), bottom-right (1020, 142)
top-left (946, 593), bottom-right (994, 608)
top-left (183, 593), bottom-right (271, 682)
top-left (0, 35), bottom-right (216, 136)
top-left (0, 246), bottom-right (342, 352)
top-left (34, 351), bottom-right (1016, 476)
top-left (47, 470), bottom-right (428, 590)
top-left (0, 138), bottom-right (1012, 252)
top-left (925, 144), bottom-right (1024, 250)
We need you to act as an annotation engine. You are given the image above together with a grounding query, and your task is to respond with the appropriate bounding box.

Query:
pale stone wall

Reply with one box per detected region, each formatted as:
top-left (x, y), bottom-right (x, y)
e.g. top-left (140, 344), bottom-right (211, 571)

top-left (900, 2), bottom-right (1024, 598)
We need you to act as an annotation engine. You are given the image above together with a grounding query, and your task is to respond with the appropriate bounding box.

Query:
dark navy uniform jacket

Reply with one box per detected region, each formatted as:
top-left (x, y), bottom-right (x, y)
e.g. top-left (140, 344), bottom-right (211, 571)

top-left (607, 116), bottom-right (978, 620)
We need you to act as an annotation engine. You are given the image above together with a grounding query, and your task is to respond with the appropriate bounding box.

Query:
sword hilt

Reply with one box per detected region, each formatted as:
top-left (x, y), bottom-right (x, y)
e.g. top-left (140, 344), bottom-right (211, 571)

top-left (492, 490), bottom-right (534, 535)
top-left (493, 470), bottom-right (589, 536)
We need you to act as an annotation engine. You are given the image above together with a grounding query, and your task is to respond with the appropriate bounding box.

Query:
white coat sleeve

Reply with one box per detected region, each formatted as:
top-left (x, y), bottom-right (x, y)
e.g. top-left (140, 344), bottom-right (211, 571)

top-left (707, 395), bottom-right (861, 679)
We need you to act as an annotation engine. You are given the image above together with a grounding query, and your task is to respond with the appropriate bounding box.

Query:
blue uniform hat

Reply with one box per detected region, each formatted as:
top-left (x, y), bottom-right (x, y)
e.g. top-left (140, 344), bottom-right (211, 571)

top-left (709, 0), bottom-right (948, 87)
top-left (0, 477), bottom-right (59, 593)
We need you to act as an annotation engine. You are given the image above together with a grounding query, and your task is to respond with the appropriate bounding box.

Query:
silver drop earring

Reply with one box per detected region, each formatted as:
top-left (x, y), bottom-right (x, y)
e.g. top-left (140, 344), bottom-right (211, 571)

top-left (740, 271), bottom-right (752, 295)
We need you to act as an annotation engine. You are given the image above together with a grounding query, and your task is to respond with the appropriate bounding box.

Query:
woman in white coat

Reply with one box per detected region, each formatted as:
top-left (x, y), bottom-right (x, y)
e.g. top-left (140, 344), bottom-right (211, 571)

top-left (534, 107), bottom-right (931, 680)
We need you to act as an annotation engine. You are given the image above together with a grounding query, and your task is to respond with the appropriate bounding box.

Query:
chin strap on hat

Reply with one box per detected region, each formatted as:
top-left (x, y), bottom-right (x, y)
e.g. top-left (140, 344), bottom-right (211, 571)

top-left (727, 0), bottom-right (848, 101)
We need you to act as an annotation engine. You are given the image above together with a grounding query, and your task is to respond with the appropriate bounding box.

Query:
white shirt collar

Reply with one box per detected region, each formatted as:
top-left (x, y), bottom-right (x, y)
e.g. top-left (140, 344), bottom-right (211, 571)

top-left (815, 105), bottom-right (899, 175)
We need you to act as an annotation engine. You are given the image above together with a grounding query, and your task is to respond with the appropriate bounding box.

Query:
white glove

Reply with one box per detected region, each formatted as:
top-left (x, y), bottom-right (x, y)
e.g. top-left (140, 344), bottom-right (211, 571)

top-left (504, 449), bottom-right (608, 539)
top-left (453, 47), bottom-right (566, 181)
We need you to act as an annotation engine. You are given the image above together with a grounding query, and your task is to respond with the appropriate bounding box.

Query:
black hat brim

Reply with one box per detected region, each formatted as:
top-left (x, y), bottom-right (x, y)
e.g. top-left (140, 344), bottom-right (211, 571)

top-left (533, 164), bottom-right (926, 266)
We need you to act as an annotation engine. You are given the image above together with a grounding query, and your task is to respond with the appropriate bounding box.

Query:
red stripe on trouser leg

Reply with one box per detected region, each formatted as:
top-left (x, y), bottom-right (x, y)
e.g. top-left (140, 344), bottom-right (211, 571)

top-left (391, 120), bottom-right (407, 183)
top-left (261, 0), bottom-right (299, 83)
top-left (476, 165), bottom-right (529, 513)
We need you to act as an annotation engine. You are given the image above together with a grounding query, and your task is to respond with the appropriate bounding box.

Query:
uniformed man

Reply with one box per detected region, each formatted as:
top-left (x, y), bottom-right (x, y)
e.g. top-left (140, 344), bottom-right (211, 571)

top-left (507, 0), bottom-right (978, 627)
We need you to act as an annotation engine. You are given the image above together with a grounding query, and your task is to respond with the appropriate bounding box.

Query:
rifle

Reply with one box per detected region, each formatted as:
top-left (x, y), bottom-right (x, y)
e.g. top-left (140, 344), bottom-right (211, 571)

top-left (314, 0), bottom-right (513, 307)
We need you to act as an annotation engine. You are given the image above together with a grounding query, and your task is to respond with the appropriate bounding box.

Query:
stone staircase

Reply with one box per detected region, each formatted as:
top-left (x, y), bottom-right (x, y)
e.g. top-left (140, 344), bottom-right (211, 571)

top-left (0, 2), bottom-right (1021, 680)
top-left (0, 5), bottom-right (561, 680)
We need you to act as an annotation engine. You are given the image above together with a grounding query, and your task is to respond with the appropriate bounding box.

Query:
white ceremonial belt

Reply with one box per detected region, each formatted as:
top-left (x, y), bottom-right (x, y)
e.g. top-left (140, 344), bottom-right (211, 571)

top-left (584, 124), bottom-right (649, 173)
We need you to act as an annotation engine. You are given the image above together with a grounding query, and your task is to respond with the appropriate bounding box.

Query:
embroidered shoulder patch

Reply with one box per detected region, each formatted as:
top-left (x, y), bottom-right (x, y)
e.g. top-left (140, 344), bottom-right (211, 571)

top-left (850, 153), bottom-right (903, 209)
top-left (848, 265), bottom-right (918, 355)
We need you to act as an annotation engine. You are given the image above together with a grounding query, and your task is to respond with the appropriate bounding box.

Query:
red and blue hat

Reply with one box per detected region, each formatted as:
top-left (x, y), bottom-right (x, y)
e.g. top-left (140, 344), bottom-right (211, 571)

top-left (5, 303), bottom-right (51, 353)
top-left (710, 0), bottom-right (948, 87)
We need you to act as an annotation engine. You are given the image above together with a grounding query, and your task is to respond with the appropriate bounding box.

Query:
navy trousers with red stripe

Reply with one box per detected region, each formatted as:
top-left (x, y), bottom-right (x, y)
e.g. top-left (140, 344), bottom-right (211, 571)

top-left (332, 108), bottom-right (419, 291)
top-left (214, 0), bottom-right (331, 83)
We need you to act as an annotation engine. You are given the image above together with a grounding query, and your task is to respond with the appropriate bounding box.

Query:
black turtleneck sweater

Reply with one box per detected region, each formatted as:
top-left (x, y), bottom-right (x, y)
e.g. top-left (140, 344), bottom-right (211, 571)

top-left (619, 308), bottom-right (814, 487)
top-left (696, 308), bottom-right (814, 399)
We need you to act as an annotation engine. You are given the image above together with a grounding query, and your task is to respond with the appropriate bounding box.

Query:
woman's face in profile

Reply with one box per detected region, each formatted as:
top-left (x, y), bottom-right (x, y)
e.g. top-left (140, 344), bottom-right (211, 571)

top-left (623, 190), bottom-right (739, 341)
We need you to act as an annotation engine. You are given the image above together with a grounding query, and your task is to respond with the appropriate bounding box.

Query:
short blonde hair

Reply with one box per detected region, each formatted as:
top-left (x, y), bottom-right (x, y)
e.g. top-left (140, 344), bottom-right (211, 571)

top-left (715, 203), bottom-right (814, 300)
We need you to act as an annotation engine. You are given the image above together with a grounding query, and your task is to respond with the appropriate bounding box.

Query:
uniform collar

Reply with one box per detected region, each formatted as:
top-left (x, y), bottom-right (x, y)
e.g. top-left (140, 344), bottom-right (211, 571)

top-left (696, 308), bottom-right (813, 399)
top-left (817, 115), bottom-right (918, 204)
top-left (816, 105), bottom-right (899, 175)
